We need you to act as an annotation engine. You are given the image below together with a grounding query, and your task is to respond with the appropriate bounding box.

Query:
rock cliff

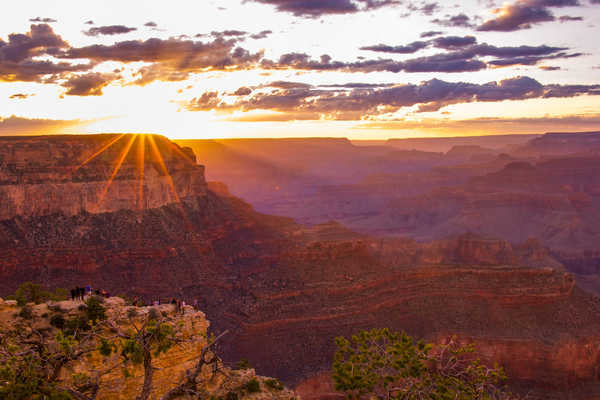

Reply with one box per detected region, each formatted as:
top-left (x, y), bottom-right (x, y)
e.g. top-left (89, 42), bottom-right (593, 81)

top-left (0, 134), bottom-right (206, 219)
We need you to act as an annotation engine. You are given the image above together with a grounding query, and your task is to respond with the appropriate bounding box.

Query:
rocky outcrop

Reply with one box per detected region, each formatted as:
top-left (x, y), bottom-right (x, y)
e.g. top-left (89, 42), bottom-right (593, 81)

top-left (0, 297), bottom-right (296, 400)
top-left (0, 134), bottom-right (206, 219)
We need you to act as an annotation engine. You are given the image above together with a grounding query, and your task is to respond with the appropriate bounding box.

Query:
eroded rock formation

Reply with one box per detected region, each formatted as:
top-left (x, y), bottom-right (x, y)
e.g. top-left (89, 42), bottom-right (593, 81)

top-left (1, 134), bottom-right (600, 399)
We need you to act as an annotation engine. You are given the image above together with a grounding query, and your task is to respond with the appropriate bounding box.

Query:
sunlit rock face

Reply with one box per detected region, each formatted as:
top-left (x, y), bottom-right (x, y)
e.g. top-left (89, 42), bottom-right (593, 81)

top-left (0, 134), bottom-right (206, 219)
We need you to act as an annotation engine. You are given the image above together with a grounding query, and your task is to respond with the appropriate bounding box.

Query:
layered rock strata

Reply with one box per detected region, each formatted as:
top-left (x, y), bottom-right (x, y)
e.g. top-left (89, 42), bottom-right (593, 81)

top-left (1, 134), bottom-right (600, 399)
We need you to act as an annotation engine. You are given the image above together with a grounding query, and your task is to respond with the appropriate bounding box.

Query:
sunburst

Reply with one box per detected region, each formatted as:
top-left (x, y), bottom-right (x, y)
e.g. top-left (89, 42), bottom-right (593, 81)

top-left (95, 134), bottom-right (137, 211)
top-left (73, 133), bottom-right (192, 227)
top-left (73, 134), bottom-right (126, 173)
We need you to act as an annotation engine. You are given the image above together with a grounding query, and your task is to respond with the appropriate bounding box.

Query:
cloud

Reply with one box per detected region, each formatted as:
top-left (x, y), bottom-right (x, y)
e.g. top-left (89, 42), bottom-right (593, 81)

top-left (0, 24), bottom-right (93, 82)
top-left (84, 20), bottom-right (94, 25)
top-left (539, 65), bottom-right (561, 70)
top-left (0, 115), bottom-right (91, 135)
top-left (432, 35), bottom-right (477, 49)
top-left (9, 93), bottom-right (32, 99)
top-left (83, 25), bottom-right (137, 36)
top-left (360, 41), bottom-right (429, 54)
top-left (478, 0), bottom-right (581, 31)
top-left (407, 2), bottom-right (440, 16)
top-left (233, 86), bottom-right (253, 95)
top-left (420, 30), bottom-right (443, 38)
top-left (432, 13), bottom-right (475, 28)
top-left (60, 36), bottom-right (263, 85)
top-left (245, 0), bottom-right (401, 17)
top-left (29, 17), bottom-right (57, 23)
top-left (360, 113), bottom-right (600, 134)
top-left (250, 30), bottom-right (273, 39)
top-left (260, 51), bottom-right (485, 73)
top-left (559, 15), bottom-right (583, 21)
top-left (61, 72), bottom-right (118, 96)
top-left (63, 36), bottom-right (258, 66)
top-left (263, 40), bottom-right (577, 74)
top-left (144, 21), bottom-right (158, 27)
top-left (263, 80), bottom-right (313, 89)
top-left (181, 76), bottom-right (600, 120)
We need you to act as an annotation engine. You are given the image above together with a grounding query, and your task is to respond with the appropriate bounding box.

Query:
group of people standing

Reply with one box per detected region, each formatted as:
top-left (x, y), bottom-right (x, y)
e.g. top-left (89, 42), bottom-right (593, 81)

top-left (70, 285), bottom-right (111, 301)
top-left (70, 285), bottom-right (90, 301)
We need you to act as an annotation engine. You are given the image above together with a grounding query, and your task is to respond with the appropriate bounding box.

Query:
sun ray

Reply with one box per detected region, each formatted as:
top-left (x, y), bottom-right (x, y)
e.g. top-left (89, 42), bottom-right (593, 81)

top-left (74, 134), bottom-right (126, 173)
top-left (166, 140), bottom-right (197, 166)
top-left (136, 134), bottom-right (146, 247)
top-left (137, 134), bottom-right (146, 211)
top-left (95, 134), bottom-right (137, 211)
top-left (148, 134), bottom-right (182, 204)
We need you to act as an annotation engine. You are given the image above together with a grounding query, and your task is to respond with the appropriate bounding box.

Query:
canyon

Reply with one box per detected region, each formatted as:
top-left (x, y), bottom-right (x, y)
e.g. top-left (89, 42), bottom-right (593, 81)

top-left (1, 133), bottom-right (600, 398)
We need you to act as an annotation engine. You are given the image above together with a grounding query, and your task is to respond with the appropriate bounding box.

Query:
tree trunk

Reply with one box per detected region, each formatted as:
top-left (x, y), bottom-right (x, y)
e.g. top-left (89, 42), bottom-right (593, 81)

top-left (137, 347), bottom-right (153, 400)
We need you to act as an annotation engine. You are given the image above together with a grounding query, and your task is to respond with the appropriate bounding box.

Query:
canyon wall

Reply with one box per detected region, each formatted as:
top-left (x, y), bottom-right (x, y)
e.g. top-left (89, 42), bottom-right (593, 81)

top-left (2, 134), bottom-right (600, 399)
top-left (0, 134), bottom-right (206, 219)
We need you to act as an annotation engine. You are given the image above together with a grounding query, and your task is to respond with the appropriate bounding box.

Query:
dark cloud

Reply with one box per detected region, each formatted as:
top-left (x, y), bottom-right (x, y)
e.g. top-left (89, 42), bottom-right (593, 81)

top-left (260, 52), bottom-right (406, 73)
top-left (186, 91), bottom-right (222, 110)
top-left (360, 41), bottom-right (429, 54)
top-left (559, 15), bottom-right (583, 21)
top-left (263, 39), bottom-right (576, 74)
top-left (264, 80), bottom-right (313, 89)
top-left (144, 21), bottom-right (158, 27)
top-left (211, 30), bottom-right (248, 37)
top-left (245, 0), bottom-right (401, 17)
top-left (432, 13), bottom-right (475, 28)
top-left (320, 82), bottom-right (395, 88)
top-left (83, 25), bottom-right (137, 36)
top-left (478, 0), bottom-right (581, 31)
top-left (0, 24), bottom-right (93, 82)
top-left (432, 35), bottom-right (477, 49)
top-left (420, 30), bottom-right (443, 38)
top-left (63, 36), bottom-right (257, 64)
top-left (29, 17), bottom-right (57, 23)
top-left (84, 20), bottom-right (94, 25)
top-left (407, 2), bottom-right (441, 16)
top-left (61, 72), bottom-right (117, 96)
top-left (182, 76), bottom-right (600, 119)
top-left (488, 51), bottom-right (581, 67)
top-left (0, 115), bottom-right (90, 135)
top-left (233, 86), bottom-right (253, 96)
top-left (539, 65), bottom-right (561, 70)
top-left (250, 30), bottom-right (273, 39)
top-left (60, 36), bottom-right (262, 85)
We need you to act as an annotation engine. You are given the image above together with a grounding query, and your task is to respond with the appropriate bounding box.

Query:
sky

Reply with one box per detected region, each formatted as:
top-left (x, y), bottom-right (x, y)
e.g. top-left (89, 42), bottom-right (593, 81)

top-left (1, 0), bottom-right (599, 139)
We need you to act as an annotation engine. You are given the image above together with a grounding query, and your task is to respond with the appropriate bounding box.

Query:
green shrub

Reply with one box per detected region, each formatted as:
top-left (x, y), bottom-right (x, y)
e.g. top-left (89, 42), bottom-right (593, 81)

top-left (265, 378), bottom-right (284, 391)
top-left (64, 315), bottom-right (91, 336)
top-left (148, 308), bottom-right (160, 321)
top-left (12, 282), bottom-right (68, 306)
top-left (225, 391), bottom-right (238, 400)
top-left (236, 358), bottom-right (251, 370)
top-left (84, 296), bottom-right (106, 322)
top-left (243, 378), bottom-right (261, 393)
top-left (127, 308), bottom-right (138, 319)
top-left (18, 305), bottom-right (33, 320)
top-left (50, 314), bottom-right (66, 329)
